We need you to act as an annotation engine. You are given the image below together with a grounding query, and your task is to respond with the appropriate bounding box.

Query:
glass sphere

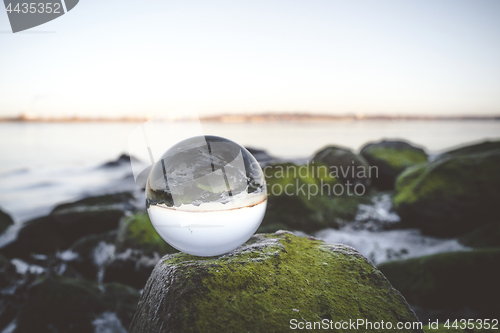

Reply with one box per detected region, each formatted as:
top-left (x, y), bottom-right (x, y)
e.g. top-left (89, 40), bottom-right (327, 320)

top-left (146, 135), bottom-right (267, 256)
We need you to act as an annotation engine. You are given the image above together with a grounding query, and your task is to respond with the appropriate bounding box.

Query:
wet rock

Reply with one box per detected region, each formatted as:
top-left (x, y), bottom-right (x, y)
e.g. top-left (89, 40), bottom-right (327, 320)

top-left (130, 231), bottom-right (422, 333)
top-left (0, 254), bottom-right (20, 330)
top-left (64, 231), bottom-right (118, 281)
top-left (378, 249), bottom-right (500, 322)
top-left (103, 213), bottom-right (177, 289)
top-left (0, 193), bottom-right (133, 259)
top-left (259, 163), bottom-right (370, 233)
top-left (0, 208), bottom-right (14, 235)
top-left (394, 148), bottom-right (500, 237)
top-left (14, 276), bottom-right (139, 333)
top-left (360, 140), bottom-right (427, 190)
top-left (311, 145), bottom-right (371, 187)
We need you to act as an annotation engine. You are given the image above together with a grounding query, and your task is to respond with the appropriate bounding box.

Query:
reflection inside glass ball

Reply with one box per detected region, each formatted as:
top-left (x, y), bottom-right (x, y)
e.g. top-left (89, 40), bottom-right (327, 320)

top-left (146, 135), bottom-right (267, 256)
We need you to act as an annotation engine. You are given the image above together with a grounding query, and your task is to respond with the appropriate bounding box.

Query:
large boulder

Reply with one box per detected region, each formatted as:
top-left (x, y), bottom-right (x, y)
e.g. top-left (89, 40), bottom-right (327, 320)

top-left (130, 231), bottom-right (422, 333)
top-left (360, 140), bottom-right (427, 190)
top-left (0, 193), bottom-right (133, 259)
top-left (311, 146), bottom-right (371, 187)
top-left (103, 212), bottom-right (177, 289)
top-left (393, 148), bottom-right (500, 237)
top-left (259, 163), bottom-right (370, 233)
top-left (378, 249), bottom-right (500, 322)
top-left (0, 208), bottom-right (14, 235)
top-left (440, 140), bottom-right (500, 157)
top-left (14, 276), bottom-right (139, 333)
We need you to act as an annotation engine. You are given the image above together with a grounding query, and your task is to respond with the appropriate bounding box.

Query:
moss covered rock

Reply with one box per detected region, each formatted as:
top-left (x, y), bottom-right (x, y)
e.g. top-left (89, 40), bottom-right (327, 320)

top-left (378, 249), bottom-right (500, 322)
top-left (14, 276), bottom-right (139, 333)
top-left (259, 163), bottom-right (369, 233)
top-left (0, 194), bottom-right (132, 259)
top-left (311, 145), bottom-right (371, 187)
top-left (440, 140), bottom-right (500, 157)
top-left (103, 212), bottom-right (177, 289)
top-left (115, 212), bottom-right (176, 256)
top-left (424, 324), bottom-right (498, 333)
top-left (0, 208), bottom-right (14, 235)
top-left (361, 140), bottom-right (427, 190)
top-left (394, 149), bottom-right (500, 237)
top-left (459, 223), bottom-right (500, 248)
top-left (130, 231), bottom-right (422, 333)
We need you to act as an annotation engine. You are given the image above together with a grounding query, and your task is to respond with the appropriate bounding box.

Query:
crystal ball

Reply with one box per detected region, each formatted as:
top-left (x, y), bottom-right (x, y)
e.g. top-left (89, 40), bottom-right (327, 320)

top-left (146, 135), bottom-right (267, 256)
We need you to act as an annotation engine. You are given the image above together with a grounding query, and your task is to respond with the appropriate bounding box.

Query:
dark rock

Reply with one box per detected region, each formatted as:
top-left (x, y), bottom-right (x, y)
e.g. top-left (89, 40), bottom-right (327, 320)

top-left (14, 276), bottom-right (139, 333)
top-left (103, 213), bottom-right (177, 289)
top-left (244, 147), bottom-right (277, 166)
top-left (440, 140), bottom-right (500, 157)
top-left (311, 145), bottom-right (371, 187)
top-left (0, 254), bottom-right (20, 330)
top-left (394, 148), bottom-right (500, 237)
top-left (259, 163), bottom-right (370, 233)
top-left (130, 231), bottom-right (422, 333)
top-left (100, 154), bottom-right (132, 168)
top-left (0, 208), bottom-right (14, 235)
top-left (0, 193), bottom-right (133, 259)
top-left (459, 223), bottom-right (500, 248)
top-left (360, 140), bottom-right (427, 190)
top-left (65, 231), bottom-right (117, 281)
top-left (378, 249), bottom-right (500, 322)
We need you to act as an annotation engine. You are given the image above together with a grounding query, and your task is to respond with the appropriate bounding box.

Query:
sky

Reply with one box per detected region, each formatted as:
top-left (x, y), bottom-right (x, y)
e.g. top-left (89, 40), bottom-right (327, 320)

top-left (1, 0), bottom-right (500, 118)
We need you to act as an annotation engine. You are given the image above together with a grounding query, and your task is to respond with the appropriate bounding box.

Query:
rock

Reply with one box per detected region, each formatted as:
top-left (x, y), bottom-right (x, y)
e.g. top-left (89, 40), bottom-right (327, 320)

top-left (0, 193), bottom-right (133, 259)
top-left (378, 249), bottom-right (500, 322)
top-left (14, 276), bottom-right (139, 333)
top-left (114, 212), bottom-right (176, 256)
top-left (0, 208), bottom-right (14, 235)
top-left (423, 324), bottom-right (493, 332)
top-left (100, 153), bottom-right (132, 168)
top-left (459, 223), bottom-right (500, 248)
top-left (0, 254), bottom-right (20, 330)
top-left (440, 140), bottom-right (500, 157)
top-left (51, 192), bottom-right (135, 214)
top-left (259, 163), bottom-right (370, 233)
top-left (393, 149), bottom-right (500, 237)
top-left (311, 145), bottom-right (371, 187)
top-left (360, 140), bottom-right (427, 190)
top-left (64, 231), bottom-right (118, 281)
top-left (103, 213), bottom-right (177, 289)
top-left (130, 231), bottom-right (422, 333)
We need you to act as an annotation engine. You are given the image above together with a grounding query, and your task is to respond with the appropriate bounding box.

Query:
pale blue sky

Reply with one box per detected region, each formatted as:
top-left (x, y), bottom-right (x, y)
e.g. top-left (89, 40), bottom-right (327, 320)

top-left (1, 0), bottom-right (499, 117)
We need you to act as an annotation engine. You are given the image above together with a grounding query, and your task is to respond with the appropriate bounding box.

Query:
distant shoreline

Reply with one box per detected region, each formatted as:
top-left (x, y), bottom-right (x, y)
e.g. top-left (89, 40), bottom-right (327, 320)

top-left (1, 113), bottom-right (499, 123)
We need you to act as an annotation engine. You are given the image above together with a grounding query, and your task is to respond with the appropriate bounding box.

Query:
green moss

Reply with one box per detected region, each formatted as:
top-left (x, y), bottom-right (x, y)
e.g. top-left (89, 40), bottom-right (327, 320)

top-left (393, 150), bottom-right (500, 236)
top-left (130, 232), bottom-right (421, 333)
top-left (260, 163), bottom-right (370, 233)
top-left (360, 140), bottom-right (428, 190)
top-left (378, 249), bottom-right (500, 318)
top-left (116, 212), bottom-right (178, 256)
top-left (365, 146), bottom-right (427, 171)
